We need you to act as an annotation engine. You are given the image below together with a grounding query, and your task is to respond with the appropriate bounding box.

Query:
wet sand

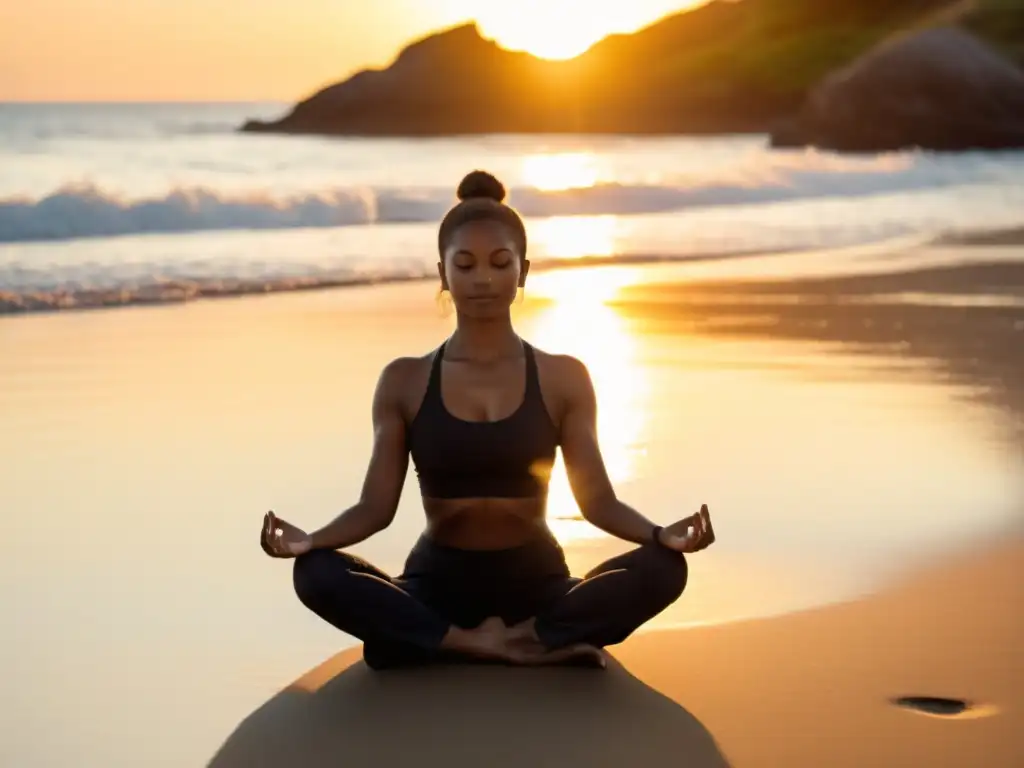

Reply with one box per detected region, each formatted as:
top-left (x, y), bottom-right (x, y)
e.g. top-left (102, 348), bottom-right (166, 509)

top-left (2, 241), bottom-right (1022, 767)
top-left (611, 255), bottom-right (1024, 440)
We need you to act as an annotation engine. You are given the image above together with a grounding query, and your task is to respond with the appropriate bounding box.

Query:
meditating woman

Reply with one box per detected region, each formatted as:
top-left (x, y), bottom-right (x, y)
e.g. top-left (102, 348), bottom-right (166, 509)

top-left (260, 170), bottom-right (716, 669)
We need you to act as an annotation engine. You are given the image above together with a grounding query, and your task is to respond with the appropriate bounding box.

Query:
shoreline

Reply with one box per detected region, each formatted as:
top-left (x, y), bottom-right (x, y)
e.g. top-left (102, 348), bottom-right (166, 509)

top-left (0, 246), bottom-right (831, 319)
top-left (3, 226), bottom-right (1024, 317)
top-left (0, 246), bottom-right (803, 317)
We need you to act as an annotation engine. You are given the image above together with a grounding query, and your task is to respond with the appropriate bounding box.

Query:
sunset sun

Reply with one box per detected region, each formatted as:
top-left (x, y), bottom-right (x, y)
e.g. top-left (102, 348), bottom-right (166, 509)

top-left (475, 1), bottom-right (701, 60)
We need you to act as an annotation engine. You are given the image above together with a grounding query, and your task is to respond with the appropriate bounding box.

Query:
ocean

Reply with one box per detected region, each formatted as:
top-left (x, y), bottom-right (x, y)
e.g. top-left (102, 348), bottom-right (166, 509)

top-left (3, 101), bottom-right (1024, 312)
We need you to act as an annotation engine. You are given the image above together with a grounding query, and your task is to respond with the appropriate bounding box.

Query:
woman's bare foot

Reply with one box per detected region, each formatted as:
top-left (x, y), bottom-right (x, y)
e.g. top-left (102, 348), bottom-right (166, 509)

top-left (439, 617), bottom-right (518, 662)
top-left (516, 643), bottom-right (602, 667)
top-left (502, 620), bottom-right (606, 668)
top-left (505, 617), bottom-right (538, 644)
top-left (440, 618), bottom-right (606, 668)
top-left (503, 617), bottom-right (605, 667)
top-left (505, 642), bottom-right (607, 668)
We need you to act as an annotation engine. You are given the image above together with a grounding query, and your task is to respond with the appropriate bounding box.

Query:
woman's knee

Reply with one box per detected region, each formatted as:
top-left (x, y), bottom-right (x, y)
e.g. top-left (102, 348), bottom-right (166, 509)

top-left (639, 545), bottom-right (688, 605)
top-left (292, 548), bottom-right (342, 608)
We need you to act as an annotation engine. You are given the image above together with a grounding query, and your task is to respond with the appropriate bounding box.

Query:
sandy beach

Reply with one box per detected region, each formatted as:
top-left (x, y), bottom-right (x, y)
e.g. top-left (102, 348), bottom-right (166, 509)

top-left (3, 239), bottom-right (1022, 767)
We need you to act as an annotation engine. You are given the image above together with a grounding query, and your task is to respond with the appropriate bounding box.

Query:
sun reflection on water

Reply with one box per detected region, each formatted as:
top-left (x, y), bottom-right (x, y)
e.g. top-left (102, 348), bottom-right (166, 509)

top-left (520, 152), bottom-right (601, 191)
top-left (516, 152), bottom-right (624, 263)
top-left (526, 267), bottom-right (650, 543)
top-left (530, 215), bottom-right (621, 260)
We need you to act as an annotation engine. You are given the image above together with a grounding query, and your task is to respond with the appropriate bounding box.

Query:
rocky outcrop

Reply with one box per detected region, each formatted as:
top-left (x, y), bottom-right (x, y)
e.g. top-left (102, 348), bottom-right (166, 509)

top-left (241, 1), bottom-right (1024, 145)
top-left (242, 25), bottom-right (601, 136)
top-left (770, 27), bottom-right (1024, 152)
top-left (239, 2), bottom-right (806, 137)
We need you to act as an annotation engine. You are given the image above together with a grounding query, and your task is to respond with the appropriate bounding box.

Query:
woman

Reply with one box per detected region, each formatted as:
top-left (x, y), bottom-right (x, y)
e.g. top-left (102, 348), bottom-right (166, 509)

top-left (260, 170), bottom-right (716, 670)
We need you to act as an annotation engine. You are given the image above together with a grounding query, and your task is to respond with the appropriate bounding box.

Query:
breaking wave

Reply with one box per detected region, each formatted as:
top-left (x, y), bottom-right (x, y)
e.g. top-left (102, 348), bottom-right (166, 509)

top-left (1, 154), bottom-right (1010, 244)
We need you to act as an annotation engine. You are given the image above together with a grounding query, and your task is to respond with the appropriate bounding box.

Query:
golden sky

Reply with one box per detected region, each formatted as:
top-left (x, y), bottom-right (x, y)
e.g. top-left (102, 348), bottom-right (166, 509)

top-left (1, 0), bottom-right (703, 101)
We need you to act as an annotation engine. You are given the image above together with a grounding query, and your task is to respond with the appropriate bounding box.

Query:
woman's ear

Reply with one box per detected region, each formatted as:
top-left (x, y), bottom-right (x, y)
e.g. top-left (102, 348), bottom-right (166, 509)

top-left (518, 259), bottom-right (530, 288)
top-left (437, 261), bottom-right (449, 291)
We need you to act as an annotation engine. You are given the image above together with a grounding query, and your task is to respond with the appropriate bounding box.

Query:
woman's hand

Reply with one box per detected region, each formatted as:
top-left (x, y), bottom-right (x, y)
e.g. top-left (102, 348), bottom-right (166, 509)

top-left (658, 504), bottom-right (716, 553)
top-left (261, 510), bottom-right (312, 558)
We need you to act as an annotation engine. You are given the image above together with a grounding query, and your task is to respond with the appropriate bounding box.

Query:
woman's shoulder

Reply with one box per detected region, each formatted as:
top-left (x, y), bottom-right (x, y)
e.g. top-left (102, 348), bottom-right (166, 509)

top-left (530, 345), bottom-right (594, 396)
top-left (373, 349), bottom-right (441, 418)
top-left (529, 345), bottom-right (594, 423)
top-left (531, 344), bottom-right (589, 375)
top-left (377, 352), bottom-right (434, 391)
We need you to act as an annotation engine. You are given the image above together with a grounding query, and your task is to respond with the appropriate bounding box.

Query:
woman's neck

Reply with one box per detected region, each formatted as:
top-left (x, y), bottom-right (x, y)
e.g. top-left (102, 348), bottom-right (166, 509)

top-left (447, 315), bottom-right (521, 362)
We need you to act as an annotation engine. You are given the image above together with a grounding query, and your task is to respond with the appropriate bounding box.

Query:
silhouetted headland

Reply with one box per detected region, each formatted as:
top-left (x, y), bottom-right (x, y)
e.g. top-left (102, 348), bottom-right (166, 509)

top-left (241, 0), bottom-right (1024, 152)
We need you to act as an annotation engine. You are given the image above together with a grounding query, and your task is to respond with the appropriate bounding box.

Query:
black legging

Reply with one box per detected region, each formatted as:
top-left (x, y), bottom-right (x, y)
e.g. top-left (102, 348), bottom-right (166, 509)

top-left (292, 532), bottom-right (687, 669)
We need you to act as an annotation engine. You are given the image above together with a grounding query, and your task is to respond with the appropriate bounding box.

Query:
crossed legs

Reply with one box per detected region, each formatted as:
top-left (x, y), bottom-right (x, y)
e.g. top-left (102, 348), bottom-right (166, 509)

top-left (292, 542), bottom-right (687, 669)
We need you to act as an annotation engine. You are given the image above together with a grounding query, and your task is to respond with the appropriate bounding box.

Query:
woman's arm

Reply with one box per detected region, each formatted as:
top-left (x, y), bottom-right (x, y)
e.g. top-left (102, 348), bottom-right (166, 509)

top-left (308, 359), bottom-right (413, 550)
top-left (557, 356), bottom-right (660, 544)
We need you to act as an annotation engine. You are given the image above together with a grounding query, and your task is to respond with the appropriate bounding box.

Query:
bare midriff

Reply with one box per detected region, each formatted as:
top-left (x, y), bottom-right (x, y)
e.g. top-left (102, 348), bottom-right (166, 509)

top-left (422, 496), bottom-right (550, 550)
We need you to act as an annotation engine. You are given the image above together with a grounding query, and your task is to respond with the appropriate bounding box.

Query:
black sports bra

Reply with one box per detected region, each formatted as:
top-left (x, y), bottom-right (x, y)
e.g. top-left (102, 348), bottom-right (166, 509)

top-left (406, 340), bottom-right (559, 499)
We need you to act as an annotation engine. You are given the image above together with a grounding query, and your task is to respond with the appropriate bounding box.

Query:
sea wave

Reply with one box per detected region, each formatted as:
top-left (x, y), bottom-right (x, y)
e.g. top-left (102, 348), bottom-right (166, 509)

top-left (0, 157), bottom-right (1007, 244)
top-left (3, 230), bottom-right (1021, 316)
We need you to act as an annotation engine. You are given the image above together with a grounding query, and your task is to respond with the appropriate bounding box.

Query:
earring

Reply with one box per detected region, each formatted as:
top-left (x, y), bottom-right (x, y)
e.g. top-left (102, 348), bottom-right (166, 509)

top-left (435, 287), bottom-right (454, 318)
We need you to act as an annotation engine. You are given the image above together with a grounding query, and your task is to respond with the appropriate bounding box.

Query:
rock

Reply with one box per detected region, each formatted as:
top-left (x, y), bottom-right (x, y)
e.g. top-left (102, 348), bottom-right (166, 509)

top-left (766, 116), bottom-right (804, 148)
top-left (237, 5), bottom-right (791, 137)
top-left (241, 24), bottom-right (584, 136)
top-left (771, 27), bottom-right (1024, 152)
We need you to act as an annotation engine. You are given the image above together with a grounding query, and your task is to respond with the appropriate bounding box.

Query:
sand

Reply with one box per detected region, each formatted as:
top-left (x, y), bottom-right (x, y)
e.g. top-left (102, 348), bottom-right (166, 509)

top-left (4, 241), bottom-right (1022, 767)
top-left (207, 539), bottom-right (1023, 768)
top-left (611, 255), bottom-right (1024, 440)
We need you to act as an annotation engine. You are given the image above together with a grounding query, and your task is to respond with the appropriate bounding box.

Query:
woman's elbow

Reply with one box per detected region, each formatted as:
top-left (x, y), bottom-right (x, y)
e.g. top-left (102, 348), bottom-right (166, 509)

top-left (363, 498), bottom-right (399, 531)
top-left (362, 505), bottom-right (395, 533)
top-left (578, 489), bottom-right (617, 522)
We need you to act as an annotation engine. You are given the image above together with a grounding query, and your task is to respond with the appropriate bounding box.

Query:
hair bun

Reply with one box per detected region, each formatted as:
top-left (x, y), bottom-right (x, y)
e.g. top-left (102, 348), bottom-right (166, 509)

top-left (456, 170), bottom-right (506, 203)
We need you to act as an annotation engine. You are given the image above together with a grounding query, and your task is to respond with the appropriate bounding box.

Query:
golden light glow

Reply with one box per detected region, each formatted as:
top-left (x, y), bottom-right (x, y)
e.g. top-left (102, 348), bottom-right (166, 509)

top-left (3, 0), bottom-right (709, 100)
top-left (532, 264), bottom-right (642, 305)
top-left (526, 267), bottom-right (649, 543)
top-left (530, 215), bottom-right (620, 261)
top-left (521, 153), bottom-right (601, 191)
top-left (474, 1), bottom-right (703, 59)
top-left (477, 3), bottom-right (608, 59)
top-left (515, 153), bottom-right (625, 262)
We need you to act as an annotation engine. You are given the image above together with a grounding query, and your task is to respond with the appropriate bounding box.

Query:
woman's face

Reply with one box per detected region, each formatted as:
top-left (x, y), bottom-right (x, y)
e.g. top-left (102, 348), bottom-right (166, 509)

top-left (440, 219), bottom-right (528, 319)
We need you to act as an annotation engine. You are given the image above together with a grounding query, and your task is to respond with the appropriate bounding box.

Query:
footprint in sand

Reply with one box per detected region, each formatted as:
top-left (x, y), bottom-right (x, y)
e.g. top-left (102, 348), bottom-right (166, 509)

top-left (891, 695), bottom-right (1000, 720)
